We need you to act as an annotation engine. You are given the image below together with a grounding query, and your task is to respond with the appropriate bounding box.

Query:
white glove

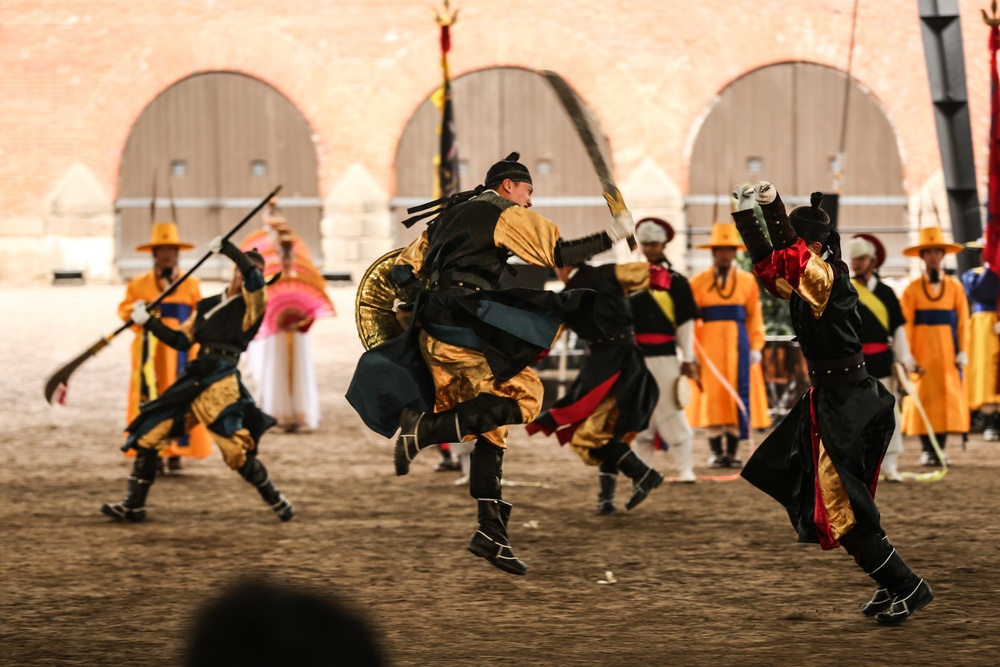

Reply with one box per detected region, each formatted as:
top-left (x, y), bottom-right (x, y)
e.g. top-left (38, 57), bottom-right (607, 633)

top-left (733, 184), bottom-right (755, 212)
top-left (131, 300), bottom-right (150, 326)
top-left (208, 235), bottom-right (225, 254)
top-left (753, 180), bottom-right (775, 205)
top-left (956, 351), bottom-right (968, 368)
top-left (993, 320), bottom-right (1000, 336)
top-left (749, 349), bottom-right (762, 365)
top-left (607, 211), bottom-right (635, 244)
top-left (901, 356), bottom-right (918, 373)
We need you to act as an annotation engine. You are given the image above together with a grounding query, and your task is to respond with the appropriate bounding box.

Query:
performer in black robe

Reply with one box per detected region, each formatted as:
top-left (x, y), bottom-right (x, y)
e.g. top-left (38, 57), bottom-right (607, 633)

top-left (731, 181), bottom-right (933, 626)
top-left (527, 261), bottom-right (665, 514)
top-left (846, 233), bottom-right (914, 482)
top-left (347, 153), bottom-right (635, 574)
top-left (102, 240), bottom-right (293, 523)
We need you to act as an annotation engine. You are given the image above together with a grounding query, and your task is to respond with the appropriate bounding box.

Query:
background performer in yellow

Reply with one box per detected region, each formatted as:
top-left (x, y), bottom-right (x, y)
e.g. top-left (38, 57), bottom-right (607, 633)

top-left (118, 222), bottom-right (212, 473)
top-left (687, 222), bottom-right (770, 468)
top-left (900, 227), bottom-right (969, 466)
top-left (960, 239), bottom-right (1000, 440)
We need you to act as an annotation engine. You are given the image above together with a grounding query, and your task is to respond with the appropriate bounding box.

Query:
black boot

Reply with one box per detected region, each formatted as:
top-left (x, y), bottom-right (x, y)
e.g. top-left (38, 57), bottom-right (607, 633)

top-left (725, 432), bottom-right (743, 468)
top-left (394, 395), bottom-right (521, 476)
top-left (597, 459), bottom-right (618, 515)
top-left (102, 448), bottom-right (158, 522)
top-left (599, 441), bottom-right (663, 511)
top-left (239, 453), bottom-right (295, 522)
top-left (708, 436), bottom-right (725, 468)
top-left (842, 530), bottom-right (932, 624)
top-left (465, 441), bottom-right (527, 575)
top-left (467, 499), bottom-right (527, 575)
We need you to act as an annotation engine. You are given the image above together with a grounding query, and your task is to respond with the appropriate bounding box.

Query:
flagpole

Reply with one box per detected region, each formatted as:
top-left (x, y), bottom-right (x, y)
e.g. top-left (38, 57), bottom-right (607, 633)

top-left (434, 1), bottom-right (460, 200)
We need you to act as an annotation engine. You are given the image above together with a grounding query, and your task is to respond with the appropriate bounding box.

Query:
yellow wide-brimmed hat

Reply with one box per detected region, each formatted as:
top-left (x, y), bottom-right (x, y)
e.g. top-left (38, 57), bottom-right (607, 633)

top-left (697, 222), bottom-right (746, 250)
top-left (136, 222), bottom-right (195, 252)
top-left (902, 227), bottom-right (963, 257)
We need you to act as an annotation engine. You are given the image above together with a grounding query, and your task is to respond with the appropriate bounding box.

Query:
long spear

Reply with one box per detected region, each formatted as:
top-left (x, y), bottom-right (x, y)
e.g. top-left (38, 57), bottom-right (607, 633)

top-left (43, 184), bottom-right (282, 404)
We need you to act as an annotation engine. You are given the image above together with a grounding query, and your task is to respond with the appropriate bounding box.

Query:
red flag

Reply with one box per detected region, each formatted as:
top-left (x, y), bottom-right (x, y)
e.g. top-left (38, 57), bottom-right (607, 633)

top-left (986, 22), bottom-right (1000, 271)
top-left (988, 18), bottom-right (1000, 393)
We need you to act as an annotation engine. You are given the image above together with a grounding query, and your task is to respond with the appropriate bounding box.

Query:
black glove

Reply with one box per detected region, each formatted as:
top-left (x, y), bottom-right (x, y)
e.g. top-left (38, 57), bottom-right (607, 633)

top-left (219, 239), bottom-right (257, 275)
top-left (554, 232), bottom-right (613, 268)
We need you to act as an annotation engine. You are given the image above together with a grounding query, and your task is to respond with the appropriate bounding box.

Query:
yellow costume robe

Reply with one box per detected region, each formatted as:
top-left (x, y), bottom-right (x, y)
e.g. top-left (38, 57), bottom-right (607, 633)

top-left (962, 267), bottom-right (1000, 410)
top-left (686, 266), bottom-right (771, 433)
top-left (118, 271), bottom-right (212, 458)
top-left (900, 275), bottom-right (970, 435)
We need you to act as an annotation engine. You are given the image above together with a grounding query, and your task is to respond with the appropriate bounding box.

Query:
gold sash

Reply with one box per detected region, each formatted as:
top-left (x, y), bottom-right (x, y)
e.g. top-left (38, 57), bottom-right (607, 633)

top-left (652, 291), bottom-right (675, 327)
top-left (851, 278), bottom-right (889, 332)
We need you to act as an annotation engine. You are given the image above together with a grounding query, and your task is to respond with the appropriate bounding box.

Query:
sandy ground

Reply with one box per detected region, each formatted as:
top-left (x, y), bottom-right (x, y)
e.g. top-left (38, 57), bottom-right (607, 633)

top-left (1, 282), bottom-right (999, 666)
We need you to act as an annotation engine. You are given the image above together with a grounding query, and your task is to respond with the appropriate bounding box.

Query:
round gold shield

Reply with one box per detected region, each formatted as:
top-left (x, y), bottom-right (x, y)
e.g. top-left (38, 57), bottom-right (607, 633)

top-left (354, 248), bottom-right (408, 350)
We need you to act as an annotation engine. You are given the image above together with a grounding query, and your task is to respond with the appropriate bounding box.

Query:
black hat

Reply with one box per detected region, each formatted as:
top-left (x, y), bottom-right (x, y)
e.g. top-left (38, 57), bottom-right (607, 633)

top-left (790, 192), bottom-right (832, 244)
top-left (484, 152), bottom-right (532, 189)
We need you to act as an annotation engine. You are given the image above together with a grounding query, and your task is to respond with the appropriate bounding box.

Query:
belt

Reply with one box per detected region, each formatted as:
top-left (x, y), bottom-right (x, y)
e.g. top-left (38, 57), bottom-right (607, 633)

top-left (201, 346), bottom-right (241, 360)
top-left (585, 331), bottom-right (636, 350)
top-left (805, 351), bottom-right (868, 387)
top-left (428, 270), bottom-right (493, 292)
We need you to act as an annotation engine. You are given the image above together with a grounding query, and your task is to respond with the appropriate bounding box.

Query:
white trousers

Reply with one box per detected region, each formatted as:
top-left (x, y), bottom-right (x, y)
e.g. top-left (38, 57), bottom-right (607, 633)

top-left (632, 355), bottom-right (694, 476)
top-left (878, 375), bottom-right (903, 473)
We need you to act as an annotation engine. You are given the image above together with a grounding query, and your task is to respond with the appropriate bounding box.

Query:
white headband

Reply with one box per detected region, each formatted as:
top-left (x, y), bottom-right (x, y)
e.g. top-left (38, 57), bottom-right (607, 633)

top-left (846, 237), bottom-right (876, 261)
top-left (636, 222), bottom-right (667, 244)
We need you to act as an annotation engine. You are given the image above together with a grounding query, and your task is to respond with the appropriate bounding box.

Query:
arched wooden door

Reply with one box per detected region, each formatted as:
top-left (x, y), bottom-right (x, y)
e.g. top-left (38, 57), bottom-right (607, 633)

top-left (116, 72), bottom-right (322, 279)
top-left (393, 67), bottom-right (612, 251)
top-left (688, 62), bottom-right (907, 275)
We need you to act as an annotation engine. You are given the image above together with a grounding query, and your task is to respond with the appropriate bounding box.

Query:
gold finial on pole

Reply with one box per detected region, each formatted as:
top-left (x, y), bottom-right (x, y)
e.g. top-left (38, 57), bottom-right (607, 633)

top-left (983, 0), bottom-right (1000, 26)
top-left (435, 0), bottom-right (459, 27)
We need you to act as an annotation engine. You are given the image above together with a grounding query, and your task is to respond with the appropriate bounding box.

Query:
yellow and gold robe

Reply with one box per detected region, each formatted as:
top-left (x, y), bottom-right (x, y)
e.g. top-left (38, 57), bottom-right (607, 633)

top-left (118, 271), bottom-right (212, 459)
top-left (900, 275), bottom-right (969, 435)
top-left (686, 266), bottom-right (770, 432)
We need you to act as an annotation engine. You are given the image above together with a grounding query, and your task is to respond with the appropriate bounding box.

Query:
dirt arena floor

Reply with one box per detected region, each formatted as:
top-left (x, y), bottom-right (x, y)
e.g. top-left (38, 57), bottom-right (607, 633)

top-left (2, 282), bottom-right (999, 666)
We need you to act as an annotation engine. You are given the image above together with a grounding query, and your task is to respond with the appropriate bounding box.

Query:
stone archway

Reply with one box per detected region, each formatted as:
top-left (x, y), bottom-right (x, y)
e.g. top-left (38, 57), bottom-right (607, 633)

top-left (115, 72), bottom-right (321, 279)
top-left (687, 61), bottom-right (907, 276)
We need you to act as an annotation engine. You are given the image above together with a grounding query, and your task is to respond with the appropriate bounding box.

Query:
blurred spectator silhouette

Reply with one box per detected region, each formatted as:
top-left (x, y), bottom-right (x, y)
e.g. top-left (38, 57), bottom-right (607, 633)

top-left (184, 579), bottom-right (385, 667)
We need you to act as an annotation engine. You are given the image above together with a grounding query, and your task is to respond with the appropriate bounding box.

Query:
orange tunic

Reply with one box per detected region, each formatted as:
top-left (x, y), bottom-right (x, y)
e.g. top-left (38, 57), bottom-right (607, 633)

top-left (118, 271), bottom-right (213, 458)
top-left (900, 275), bottom-right (970, 435)
top-left (686, 267), bottom-right (771, 431)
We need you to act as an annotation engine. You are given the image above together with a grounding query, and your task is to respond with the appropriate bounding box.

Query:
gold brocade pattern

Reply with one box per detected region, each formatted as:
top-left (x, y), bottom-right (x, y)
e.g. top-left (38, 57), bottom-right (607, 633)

top-left (816, 438), bottom-right (857, 540)
top-left (395, 230), bottom-right (429, 276)
top-left (134, 375), bottom-right (255, 470)
top-left (774, 277), bottom-right (794, 300)
top-left (419, 331), bottom-right (543, 448)
top-left (614, 262), bottom-right (650, 292)
top-left (242, 284), bottom-right (268, 332)
top-left (566, 394), bottom-right (630, 466)
top-left (797, 254), bottom-right (834, 318)
top-left (494, 207), bottom-right (561, 268)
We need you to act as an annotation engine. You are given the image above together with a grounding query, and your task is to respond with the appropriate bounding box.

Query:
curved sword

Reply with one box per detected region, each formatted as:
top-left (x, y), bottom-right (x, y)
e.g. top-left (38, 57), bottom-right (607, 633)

top-left (540, 70), bottom-right (637, 251)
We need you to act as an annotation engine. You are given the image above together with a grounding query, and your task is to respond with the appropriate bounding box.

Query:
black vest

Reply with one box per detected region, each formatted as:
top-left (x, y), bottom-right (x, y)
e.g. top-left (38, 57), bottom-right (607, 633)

top-left (193, 293), bottom-right (263, 353)
top-left (423, 192), bottom-right (516, 289)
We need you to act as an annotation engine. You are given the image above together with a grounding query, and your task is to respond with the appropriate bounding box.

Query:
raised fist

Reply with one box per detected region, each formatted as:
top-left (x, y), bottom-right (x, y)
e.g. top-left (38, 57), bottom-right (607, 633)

top-left (131, 300), bottom-right (150, 326)
top-left (733, 184), bottom-right (755, 212)
top-left (753, 181), bottom-right (775, 205)
top-left (608, 211), bottom-right (636, 244)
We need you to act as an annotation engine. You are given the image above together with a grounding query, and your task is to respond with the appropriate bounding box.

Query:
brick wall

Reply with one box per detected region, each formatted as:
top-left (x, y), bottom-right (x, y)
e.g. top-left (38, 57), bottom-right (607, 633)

top-left (0, 0), bottom-right (988, 283)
